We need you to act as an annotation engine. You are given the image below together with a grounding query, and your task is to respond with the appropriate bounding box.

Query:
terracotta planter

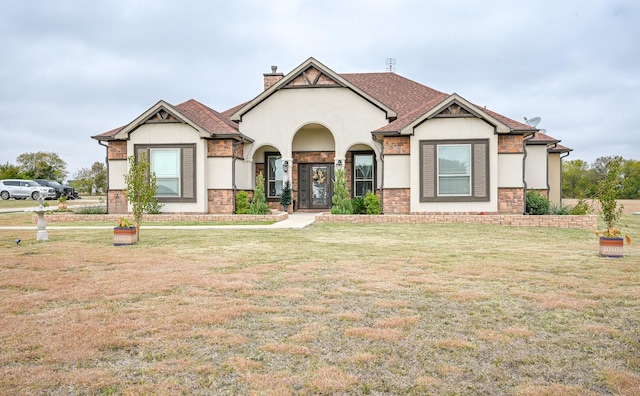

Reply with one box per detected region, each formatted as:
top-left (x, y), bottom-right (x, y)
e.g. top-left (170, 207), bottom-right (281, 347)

top-left (58, 203), bottom-right (67, 210)
top-left (114, 227), bottom-right (137, 246)
top-left (599, 236), bottom-right (624, 258)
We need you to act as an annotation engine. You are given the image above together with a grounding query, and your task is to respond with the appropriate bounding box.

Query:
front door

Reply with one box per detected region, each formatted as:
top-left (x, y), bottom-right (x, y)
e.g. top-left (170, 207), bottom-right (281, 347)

top-left (298, 164), bottom-right (333, 209)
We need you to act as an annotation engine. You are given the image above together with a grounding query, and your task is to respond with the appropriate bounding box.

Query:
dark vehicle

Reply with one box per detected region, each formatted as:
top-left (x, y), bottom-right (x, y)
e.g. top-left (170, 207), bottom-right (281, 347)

top-left (34, 179), bottom-right (80, 199)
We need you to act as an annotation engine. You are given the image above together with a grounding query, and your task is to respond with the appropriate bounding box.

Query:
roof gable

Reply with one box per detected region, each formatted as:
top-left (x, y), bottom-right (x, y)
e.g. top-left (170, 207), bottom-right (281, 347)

top-left (230, 57), bottom-right (397, 122)
top-left (93, 99), bottom-right (249, 142)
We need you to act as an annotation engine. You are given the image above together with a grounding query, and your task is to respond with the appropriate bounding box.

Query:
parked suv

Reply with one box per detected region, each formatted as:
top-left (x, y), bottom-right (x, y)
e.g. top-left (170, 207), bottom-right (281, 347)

top-left (34, 179), bottom-right (79, 199)
top-left (0, 179), bottom-right (57, 200)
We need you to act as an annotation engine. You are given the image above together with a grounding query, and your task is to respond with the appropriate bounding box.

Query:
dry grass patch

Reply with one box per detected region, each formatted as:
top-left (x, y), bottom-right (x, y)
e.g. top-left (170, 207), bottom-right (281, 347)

top-left (517, 290), bottom-right (599, 309)
top-left (348, 352), bottom-right (378, 363)
top-left (344, 327), bottom-right (404, 342)
top-left (602, 368), bottom-right (640, 396)
top-left (261, 342), bottom-right (314, 356)
top-left (299, 304), bottom-right (331, 314)
top-left (333, 312), bottom-right (365, 321)
top-left (242, 371), bottom-right (300, 396)
top-left (515, 383), bottom-right (601, 396)
top-left (435, 338), bottom-right (477, 350)
top-left (306, 366), bottom-right (358, 394)
top-left (374, 299), bottom-right (413, 308)
top-left (225, 355), bottom-right (263, 373)
top-left (373, 315), bottom-right (420, 328)
top-left (504, 326), bottom-right (534, 338)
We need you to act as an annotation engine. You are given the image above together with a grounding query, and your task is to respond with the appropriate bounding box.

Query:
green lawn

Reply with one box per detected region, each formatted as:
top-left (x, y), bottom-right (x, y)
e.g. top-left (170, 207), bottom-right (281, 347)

top-left (0, 217), bottom-right (638, 395)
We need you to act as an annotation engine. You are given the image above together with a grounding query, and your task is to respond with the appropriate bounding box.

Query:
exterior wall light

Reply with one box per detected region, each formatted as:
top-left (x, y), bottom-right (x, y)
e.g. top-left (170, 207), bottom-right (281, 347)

top-left (283, 160), bottom-right (289, 173)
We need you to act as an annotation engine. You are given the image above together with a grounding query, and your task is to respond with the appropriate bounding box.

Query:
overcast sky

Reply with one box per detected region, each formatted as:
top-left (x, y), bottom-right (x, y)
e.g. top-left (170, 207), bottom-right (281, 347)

top-left (1, 0), bottom-right (638, 180)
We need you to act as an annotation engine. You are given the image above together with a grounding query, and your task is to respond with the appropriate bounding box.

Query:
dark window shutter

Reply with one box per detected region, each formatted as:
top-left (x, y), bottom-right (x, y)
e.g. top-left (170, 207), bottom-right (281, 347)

top-left (421, 143), bottom-right (435, 200)
top-left (181, 146), bottom-right (195, 199)
top-left (473, 142), bottom-right (488, 198)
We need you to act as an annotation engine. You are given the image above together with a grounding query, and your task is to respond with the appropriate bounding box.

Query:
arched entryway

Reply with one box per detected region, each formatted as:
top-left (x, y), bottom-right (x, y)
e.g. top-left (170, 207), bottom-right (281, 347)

top-left (292, 124), bottom-right (335, 210)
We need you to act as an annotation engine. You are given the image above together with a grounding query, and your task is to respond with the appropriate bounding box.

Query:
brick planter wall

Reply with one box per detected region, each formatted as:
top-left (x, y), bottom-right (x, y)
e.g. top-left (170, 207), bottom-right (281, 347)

top-left (316, 213), bottom-right (597, 230)
top-left (38, 212), bottom-right (288, 224)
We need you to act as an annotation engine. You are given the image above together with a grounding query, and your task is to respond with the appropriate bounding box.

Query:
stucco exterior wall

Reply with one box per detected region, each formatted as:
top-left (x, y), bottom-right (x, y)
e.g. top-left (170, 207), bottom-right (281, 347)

top-left (240, 88), bottom-right (387, 167)
top-left (525, 145), bottom-right (549, 190)
top-left (548, 152), bottom-right (562, 204)
top-left (409, 117), bottom-right (499, 213)
top-left (498, 153), bottom-right (524, 187)
top-left (108, 159), bottom-right (128, 190)
top-left (383, 155), bottom-right (410, 188)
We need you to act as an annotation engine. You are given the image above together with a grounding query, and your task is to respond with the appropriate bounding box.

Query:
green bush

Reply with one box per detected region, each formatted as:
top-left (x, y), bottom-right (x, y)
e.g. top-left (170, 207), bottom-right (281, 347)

top-left (363, 192), bottom-right (381, 214)
top-left (549, 203), bottom-right (572, 215)
top-left (526, 190), bottom-right (550, 215)
top-left (235, 191), bottom-right (249, 214)
top-left (569, 197), bottom-right (591, 215)
top-left (351, 197), bottom-right (365, 214)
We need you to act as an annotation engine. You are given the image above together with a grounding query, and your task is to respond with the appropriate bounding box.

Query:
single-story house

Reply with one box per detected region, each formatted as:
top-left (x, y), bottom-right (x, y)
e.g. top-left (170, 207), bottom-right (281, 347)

top-left (92, 57), bottom-right (571, 214)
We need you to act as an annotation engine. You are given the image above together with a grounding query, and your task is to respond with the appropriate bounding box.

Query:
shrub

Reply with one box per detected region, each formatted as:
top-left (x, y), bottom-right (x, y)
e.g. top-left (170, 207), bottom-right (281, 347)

top-left (569, 196), bottom-right (591, 215)
top-left (351, 197), bottom-right (365, 214)
top-left (235, 191), bottom-right (249, 214)
top-left (280, 180), bottom-right (292, 209)
top-left (549, 202), bottom-right (572, 215)
top-left (526, 190), bottom-right (550, 215)
top-left (363, 192), bottom-right (381, 214)
top-left (331, 168), bottom-right (352, 214)
top-left (249, 173), bottom-right (270, 215)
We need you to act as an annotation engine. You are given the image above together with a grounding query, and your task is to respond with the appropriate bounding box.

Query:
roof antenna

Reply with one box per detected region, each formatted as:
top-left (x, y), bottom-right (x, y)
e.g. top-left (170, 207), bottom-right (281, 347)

top-left (386, 58), bottom-right (396, 72)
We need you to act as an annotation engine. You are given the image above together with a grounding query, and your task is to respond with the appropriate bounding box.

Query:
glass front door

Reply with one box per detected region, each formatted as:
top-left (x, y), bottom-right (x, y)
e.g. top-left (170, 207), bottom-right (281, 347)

top-left (298, 164), bottom-right (333, 209)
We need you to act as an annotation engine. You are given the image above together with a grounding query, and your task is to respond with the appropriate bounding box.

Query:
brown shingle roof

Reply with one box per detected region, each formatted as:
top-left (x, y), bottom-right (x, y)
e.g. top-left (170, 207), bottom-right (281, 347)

top-left (92, 99), bottom-right (246, 141)
top-left (174, 99), bottom-right (240, 137)
top-left (341, 72), bottom-right (540, 135)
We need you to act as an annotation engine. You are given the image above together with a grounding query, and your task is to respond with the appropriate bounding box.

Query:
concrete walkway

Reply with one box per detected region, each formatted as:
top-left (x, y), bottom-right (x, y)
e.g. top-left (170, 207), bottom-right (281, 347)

top-left (0, 212), bottom-right (319, 230)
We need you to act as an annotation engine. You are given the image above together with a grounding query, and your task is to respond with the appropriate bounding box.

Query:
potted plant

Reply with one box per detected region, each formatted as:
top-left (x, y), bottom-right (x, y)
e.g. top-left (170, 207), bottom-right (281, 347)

top-left (595, 156), bottom-right (631, 257)
top-left (280, 180), bottom-right (292, 213)
top-left (114, 217), bottom-right (137, 246)
top-left (57, 195), bottom-right (68, 210)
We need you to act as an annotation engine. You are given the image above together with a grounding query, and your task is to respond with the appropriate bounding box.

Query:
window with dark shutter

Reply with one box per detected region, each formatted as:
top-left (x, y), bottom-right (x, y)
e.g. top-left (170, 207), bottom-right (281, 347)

top-left (420, 139), bottom-right (489, 202)
top-left (134, 143), bottom-right (197, 203)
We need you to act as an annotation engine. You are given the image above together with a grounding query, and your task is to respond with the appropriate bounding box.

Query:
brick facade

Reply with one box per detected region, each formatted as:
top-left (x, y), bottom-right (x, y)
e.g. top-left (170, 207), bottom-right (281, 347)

top-left (107, 190), bottom-right (128, 214)
top-left (108, 141), bottom-right (128, 160)
top-left (383, 136), bottom-right (410, 155)
top-left (207, 139), bottom-right (235, 157)
top-left (208, 189), bottom-right (234, 213)
top-left (498, 188), bottom-right (525, 214)
top-left (498, 135), bottom-right (524, 153)
top-left (383, 188), bottom-right (410, 214)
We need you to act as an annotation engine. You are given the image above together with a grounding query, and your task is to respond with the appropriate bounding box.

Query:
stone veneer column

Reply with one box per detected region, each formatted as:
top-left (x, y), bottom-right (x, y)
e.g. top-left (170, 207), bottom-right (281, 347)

top-left (497, 188), bottom-right (525, 214)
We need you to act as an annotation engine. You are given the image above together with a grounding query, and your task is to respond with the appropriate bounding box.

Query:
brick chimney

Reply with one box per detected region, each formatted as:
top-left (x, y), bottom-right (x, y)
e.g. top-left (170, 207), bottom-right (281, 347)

top-left (263, 65), bottom-right (284, 90)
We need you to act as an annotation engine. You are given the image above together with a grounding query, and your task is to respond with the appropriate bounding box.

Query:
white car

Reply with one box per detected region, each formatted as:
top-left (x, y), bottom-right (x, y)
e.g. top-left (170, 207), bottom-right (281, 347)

top-left (0, 179), bottom-right (57, 200)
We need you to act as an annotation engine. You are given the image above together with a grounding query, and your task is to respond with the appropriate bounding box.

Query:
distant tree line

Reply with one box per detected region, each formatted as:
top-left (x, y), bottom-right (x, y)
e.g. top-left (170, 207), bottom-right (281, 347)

top-left (563, 155), bottom-right (640, 199)
top-left (0, 151), bottom-right (106, 194)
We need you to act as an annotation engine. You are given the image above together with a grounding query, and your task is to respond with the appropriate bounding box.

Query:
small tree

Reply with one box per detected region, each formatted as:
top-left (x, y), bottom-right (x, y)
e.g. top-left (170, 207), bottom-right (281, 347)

top-left (124, 154), bottom-right (158, 240)
top-left (280, 180), bottom-right (292, 211)
top-left (331, 167), bottom-right (352, 214)
top-left (596, 156), bottom-right (627, 240)
top-left (249, 172), bottom-right (269, 214)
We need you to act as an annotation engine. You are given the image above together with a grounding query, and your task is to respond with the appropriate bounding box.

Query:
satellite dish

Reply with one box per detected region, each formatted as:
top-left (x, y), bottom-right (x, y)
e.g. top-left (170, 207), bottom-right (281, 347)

top-left (524, 116), bottom-right (541, 128)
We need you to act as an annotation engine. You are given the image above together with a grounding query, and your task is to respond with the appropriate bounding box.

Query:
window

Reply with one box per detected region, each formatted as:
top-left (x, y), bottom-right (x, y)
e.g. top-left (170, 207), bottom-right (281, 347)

top-left (151, 148), bottom-right (180, 197)
top-left (267, 154), bottom-right (283, 198)
top-left (420, 139), bottom-right (489, 202)
top-left (438, 145), bottom-right (470, 196)
top-left (135, 144), bottom-right (196, 202)
top-left (353, 153), bottom-right (375, 197)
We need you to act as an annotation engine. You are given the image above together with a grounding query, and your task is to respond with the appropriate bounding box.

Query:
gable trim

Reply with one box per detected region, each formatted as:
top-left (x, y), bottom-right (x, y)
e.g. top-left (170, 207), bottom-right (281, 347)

top-left (405, 94), bottom-right (511, 135)
top-left (113, 101), bottom-right (205, 140)
top-left (230, 57), bottom-right (397, 122)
